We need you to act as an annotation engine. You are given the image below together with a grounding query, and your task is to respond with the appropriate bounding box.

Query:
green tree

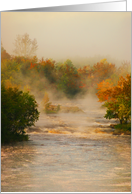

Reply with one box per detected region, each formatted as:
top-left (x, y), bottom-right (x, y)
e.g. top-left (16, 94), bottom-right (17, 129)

top-left (1, 59), bottom-right (20, 84)
top-left (56, 60), bottom-right (81, 97)
top-left (1, 84), bottom-right (40, 143)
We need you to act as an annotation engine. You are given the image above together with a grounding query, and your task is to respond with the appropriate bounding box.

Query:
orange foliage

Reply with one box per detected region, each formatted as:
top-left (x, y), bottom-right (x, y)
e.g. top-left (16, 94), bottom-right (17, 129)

top-left (40, 59), bottom-right (55, 68)
top-left (96, 79), bottom-right (113, 102)
top-left (29, 63), bottom-right (38, 70)
top-left (97, 74), bottom-right (131, 103)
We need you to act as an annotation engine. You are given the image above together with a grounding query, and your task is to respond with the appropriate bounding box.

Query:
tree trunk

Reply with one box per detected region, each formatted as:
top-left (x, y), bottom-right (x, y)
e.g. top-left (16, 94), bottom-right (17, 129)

top-left (120, 119), bottom-right (122, 124)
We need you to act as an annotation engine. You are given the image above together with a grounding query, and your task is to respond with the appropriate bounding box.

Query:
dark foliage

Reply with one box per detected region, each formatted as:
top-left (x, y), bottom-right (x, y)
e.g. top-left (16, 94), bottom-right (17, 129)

top-left (1, 84), bottom-right (40, 144)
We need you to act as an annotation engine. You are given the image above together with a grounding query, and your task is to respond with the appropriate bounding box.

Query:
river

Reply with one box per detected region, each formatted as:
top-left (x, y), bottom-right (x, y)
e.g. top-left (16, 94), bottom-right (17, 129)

top-left (1, 98), bottom-right (131, 192)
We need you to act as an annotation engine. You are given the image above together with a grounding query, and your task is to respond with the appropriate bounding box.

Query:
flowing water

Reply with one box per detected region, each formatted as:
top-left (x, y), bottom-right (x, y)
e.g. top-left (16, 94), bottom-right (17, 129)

top-left (1, 98), bottom-right (131, 192)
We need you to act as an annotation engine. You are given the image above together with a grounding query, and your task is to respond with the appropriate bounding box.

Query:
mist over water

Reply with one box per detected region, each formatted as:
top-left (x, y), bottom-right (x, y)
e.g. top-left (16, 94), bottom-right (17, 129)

top-left (1, 97), bottom-right (131, 192)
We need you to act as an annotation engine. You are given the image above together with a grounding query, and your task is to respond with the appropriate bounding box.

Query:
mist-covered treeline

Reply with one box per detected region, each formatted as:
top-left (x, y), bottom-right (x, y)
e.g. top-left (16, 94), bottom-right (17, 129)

top-left (1, 38), bottom-right (131, 142)
top-left (1, 44), bottom-right (131, 99)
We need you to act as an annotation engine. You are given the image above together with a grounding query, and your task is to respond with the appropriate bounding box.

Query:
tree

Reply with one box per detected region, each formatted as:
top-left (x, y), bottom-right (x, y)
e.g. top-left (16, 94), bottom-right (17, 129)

top-left (1, 42), bottom-right (11, 61)
top-left (56, 60), bottom-right (81, 97)
top-left (93, 59), bottom-right (116, 83)
top-left (96, 74), bottom-right (131, 124)
top-left (1, 84), bottom-right (40, 143)
top-left (1, 59), bottom-right (20, 86)
top-left (117, 61), bottom-right (131, 77)
top-left (13, 33), bottom-right (38, 58)
top-left (38, 59), bottom-right (56, 83)
top-left (1, 50), bottom-right (11, 61)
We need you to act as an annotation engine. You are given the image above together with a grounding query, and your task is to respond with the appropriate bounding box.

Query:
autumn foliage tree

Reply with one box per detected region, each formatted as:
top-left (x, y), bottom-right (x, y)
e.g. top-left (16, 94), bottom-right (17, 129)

top-left (1, 42), bottom-right (11, 61)
top-left (93, 59), bottom-right (116, 83)
top-left (96, 74), bottom-right (131, 125)
top-left (38, 58), bottom-right (56, 83)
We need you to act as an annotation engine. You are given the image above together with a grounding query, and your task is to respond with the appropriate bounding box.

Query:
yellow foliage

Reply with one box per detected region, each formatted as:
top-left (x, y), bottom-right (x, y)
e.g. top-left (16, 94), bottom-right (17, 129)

top-left (4, 79), bottom-right (20, 89)
top-left (23, 85), bottom-right (31, 92)
top-left (100, 58), bottom-right (108, 64)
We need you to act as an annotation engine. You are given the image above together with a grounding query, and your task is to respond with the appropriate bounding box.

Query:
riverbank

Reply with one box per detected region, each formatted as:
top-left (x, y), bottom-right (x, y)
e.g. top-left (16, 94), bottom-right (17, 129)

top-left (95, 123), bottom-right (131, 136)
top-left (112, 123), bottom-right (131, 135)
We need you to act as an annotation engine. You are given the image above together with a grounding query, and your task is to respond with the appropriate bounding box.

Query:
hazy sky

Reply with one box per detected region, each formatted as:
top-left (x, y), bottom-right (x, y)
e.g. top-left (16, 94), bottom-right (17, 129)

top-left (1, 12), bottom-right (131, 62)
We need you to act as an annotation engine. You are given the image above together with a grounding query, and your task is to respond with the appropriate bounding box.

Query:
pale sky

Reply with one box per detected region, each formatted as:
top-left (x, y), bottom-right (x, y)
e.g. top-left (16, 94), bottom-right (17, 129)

top-left (1, 12), bottom-right (131, 62)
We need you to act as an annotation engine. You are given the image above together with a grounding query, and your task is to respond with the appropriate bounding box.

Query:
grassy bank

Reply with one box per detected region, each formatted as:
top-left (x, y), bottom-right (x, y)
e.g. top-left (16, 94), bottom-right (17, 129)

top-left (112, 123), bottom-right (131, 135)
